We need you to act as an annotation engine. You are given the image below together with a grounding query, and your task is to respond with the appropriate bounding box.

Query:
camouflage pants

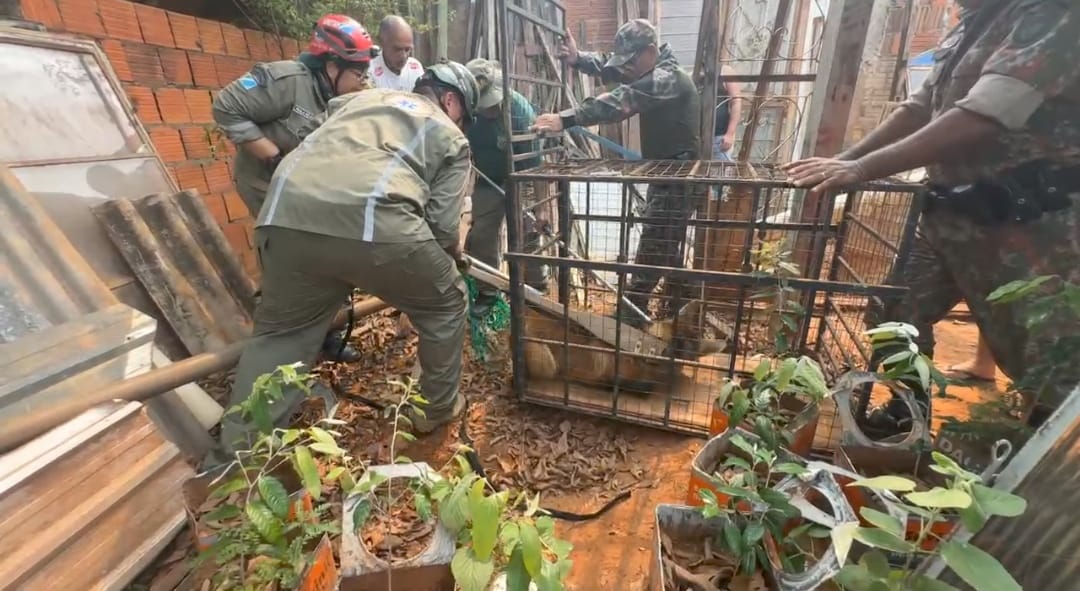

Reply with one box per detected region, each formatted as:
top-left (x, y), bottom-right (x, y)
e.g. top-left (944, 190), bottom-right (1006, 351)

top-left (626, 184), bottom-right (695, 316)
top-left (870, 197), bottom-right (1080, 408)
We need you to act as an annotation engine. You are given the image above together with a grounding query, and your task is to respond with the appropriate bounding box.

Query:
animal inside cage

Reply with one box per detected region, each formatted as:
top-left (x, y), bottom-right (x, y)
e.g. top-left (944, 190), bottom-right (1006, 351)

top-left (502, 159), bottom-right (925, 448)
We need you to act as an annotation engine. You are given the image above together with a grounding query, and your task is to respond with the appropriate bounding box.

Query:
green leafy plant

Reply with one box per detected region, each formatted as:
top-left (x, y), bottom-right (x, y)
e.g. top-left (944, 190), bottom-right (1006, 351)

top-left (865, 322), bottom-right (948, 396)
top-left (699, 434), bottom-right (826, 575)
top-left (233, 0), bottom-right (433, 41)
top-left (750, 239), bottom-right (805, 354)
top-left (434, 456), bottom-right (574, 591)
top-left (716, 355), bottom-right (831, 451)
top-left (198, 364), bottom-right (364, 590)
top-left (832, 452), bottom-right (1027, 591)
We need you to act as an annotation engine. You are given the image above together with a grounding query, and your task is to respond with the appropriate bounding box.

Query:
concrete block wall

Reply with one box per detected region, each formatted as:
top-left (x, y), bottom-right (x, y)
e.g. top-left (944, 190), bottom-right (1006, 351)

top-left (18, 0), bottom-right (302, 275)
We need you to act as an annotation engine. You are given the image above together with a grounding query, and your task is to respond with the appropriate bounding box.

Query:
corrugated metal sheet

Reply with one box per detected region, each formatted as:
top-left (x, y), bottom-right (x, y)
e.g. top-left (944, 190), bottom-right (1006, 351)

top-left (93, 190), bottom-right (257, 356)
top-left (659, 0), bottom-right (704, 66)
top-left (936, 401), bottom-right (1080, 590)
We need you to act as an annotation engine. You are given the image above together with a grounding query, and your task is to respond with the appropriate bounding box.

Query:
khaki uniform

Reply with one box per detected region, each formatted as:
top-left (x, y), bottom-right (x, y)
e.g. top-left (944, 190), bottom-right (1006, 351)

top-left (219, 89), bottom-right (473, 454)
top-left (212, 60), bottom-right (328, 216)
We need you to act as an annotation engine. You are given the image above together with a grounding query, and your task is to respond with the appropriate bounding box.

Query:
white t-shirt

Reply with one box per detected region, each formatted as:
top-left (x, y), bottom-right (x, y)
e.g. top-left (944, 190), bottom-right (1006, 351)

top-left (370, 55), bottom-right (424, 92)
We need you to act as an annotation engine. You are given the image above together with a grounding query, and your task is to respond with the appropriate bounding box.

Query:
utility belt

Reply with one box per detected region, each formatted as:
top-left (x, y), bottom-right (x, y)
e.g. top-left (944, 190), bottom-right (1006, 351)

top-left (924, 160), bottom-right (1078, 226)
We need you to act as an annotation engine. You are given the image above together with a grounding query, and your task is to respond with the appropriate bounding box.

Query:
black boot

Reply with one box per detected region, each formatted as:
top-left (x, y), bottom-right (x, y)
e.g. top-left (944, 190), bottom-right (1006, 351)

top-left (321, 329), bottom-right (361, 363)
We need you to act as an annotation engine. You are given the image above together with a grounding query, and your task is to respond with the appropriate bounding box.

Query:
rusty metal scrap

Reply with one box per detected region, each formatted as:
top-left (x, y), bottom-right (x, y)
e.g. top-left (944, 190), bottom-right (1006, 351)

top-left (93, 190), bottom-right (257, 356)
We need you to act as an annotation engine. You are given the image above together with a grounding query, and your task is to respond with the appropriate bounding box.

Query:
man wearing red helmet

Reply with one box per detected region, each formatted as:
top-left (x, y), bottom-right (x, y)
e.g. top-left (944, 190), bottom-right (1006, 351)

top-left (212, 14), bottom-right (377, 363)
top-left (211, 61), bottom-right (481, 461)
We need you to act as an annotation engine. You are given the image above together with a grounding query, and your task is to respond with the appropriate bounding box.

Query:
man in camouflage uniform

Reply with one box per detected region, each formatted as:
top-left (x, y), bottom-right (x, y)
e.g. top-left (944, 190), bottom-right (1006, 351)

top-left (464, 58), bottom-right (547, 316)
top-left (532, 19), bottom-right (701, 326)
top-left (211, 62), bottom-right (480, 460)
top-left (785, 0), bottom-right (1080, 428)
top-left (213, 14), bottom-right (376, 362)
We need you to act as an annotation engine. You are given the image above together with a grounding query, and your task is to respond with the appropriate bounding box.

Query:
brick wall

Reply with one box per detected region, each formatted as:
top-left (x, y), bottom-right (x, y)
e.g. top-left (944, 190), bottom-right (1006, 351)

top-left (18, 0), bottom-right (302, 275)
top-left (847, 0), bottom-right (956, 144)
top-left (567, 0), bottom-right (619, 51)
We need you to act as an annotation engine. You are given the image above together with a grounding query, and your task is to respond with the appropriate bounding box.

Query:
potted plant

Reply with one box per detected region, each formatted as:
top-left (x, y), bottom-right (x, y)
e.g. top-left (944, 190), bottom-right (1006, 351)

top-left (748, 239), bottom-right (805, 356)
top-left (709, 356), bottom-right (830, 458)
top-left (688, 428), bottom-right (804, 507)
top-left (651, 503), bottom-right (773, 591)
top-left (189, 364), bottom-right (364, 591)
top-left (831, 452), bottom-right (1027, 591)
top-left (696, 434), bottom-right (852, 589)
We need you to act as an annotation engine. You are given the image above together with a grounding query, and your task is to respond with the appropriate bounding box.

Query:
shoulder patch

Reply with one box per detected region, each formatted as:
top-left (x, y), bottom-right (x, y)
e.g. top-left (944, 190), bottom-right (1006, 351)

top-left (238, 75), bottom-right (258, 90)
top-left (382, 93), bottom-right (434, 116)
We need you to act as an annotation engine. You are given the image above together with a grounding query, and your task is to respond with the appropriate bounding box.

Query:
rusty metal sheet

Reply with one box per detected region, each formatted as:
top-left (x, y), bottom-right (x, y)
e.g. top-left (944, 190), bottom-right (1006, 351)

top-left (93, 190), bottom-right (257, 356)
top-left (918, 384), bottom-right (1080, 589)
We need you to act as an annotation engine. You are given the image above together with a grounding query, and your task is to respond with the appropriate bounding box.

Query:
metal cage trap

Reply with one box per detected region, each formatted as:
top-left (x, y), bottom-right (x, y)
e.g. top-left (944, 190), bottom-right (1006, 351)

top-left (502, 159), bottom-right (925, 448)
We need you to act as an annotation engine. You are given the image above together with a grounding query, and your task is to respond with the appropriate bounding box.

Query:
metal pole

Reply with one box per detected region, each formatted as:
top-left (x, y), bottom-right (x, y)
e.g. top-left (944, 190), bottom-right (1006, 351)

top-left (0, 298), bottom-right (390, 453)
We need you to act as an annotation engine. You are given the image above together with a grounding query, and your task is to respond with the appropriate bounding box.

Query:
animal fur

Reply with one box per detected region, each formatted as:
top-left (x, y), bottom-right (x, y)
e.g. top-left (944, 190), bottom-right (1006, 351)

top-left (523, 300), bottom-right (727, 393)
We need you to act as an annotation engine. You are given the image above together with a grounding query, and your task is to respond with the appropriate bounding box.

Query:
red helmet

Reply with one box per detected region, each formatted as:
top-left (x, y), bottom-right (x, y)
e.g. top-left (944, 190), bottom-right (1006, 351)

top-left (308, 14), bottom-right (377, 64)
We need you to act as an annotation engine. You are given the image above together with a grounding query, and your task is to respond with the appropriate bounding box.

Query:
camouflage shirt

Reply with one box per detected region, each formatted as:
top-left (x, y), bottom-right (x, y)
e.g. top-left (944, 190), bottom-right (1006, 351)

top-left (904, 0), bottom-right (1080, 185)
top-left (564, 44), bottom-right (701, 159)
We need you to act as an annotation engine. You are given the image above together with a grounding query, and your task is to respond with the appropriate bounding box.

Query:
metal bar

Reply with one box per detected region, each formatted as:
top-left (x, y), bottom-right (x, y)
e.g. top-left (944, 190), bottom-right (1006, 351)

top-left (720, 74), bottom-right (818, 84)
top-left (824, 297), bottom-right (873, 362)
top-left (511, 171), bottom-right (918, 192)
top-left (612, 182), bottom-right (631, 413)
top-left (512, 147), bottom-right (563, 162)
top-left (504, 253), bottom-right (912, 296)
top-left (0, 298), bottom-right (391, 452)
top-left (509, 73), bottom-right (564, 88)
top-left (570, 212), bottom-right (833, 233)
top-left (520, 336), bottom-right (728, 372)
top-left (844, 211), bottom-right (903, 253)
top-left (836, 256), bottom-right (869, 286)
top-left (559, 180), bottom-right (572, 406)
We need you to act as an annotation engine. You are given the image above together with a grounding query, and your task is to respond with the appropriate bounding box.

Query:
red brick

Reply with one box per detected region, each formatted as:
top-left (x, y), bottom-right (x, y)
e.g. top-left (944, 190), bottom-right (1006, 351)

top-left (244, 29), bottom-right (271, 61)
top-left (184, 89), bottom-right (213, 123)
top-left (203, 160), bottom-right (232, 191)
top-left (101, 39), bottom-right (132, 82)
top-left (135, 4), bottom-right (174, 47)
top-left (158, 47), bottom-right (192, 86)
top-left (173, 163), bottom-right (209, 194)
top-left (166, 11), bottom-right (199, 50)
top-left (281, 38), bottom-right (300, 58)
top-left (21, 0), bottom-right (64, 29)
top-left (124, 42), bottom-right (164, 84)
top-left (180, 126), bottom-right (211, 159)
top-left (125, 85), bottom-right (160, 124)
top-left (197, 18), bottom-right (226, 54)
top-left (213, 55), bottom-right (250, 85)
top-left (148, 126), bottom-right (185, 162)
top-left (221, 24), bottom-right (248, 57)
top-left (223, 220), bottom-right (249, 256)
top-left (98, 0), bottom-right (141, 42)
top-left (222, 189), bottom-right (249, 221)
top-left (155, 88), bottom-right (190, 123)
top-left (201, 191), bottom-right (229, 225)
top-left (187, 52), bottom-right (219, 87)
top-left (57, 0), bottom-right (104, 37)
top-left (265, 36), bottom-right (284, 61)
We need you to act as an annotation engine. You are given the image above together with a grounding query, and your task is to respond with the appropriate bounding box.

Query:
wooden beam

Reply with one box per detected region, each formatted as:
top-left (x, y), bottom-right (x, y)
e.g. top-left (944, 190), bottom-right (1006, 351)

top-left (888, 0), bottom-right (917, 101)
top-left (694, 0), bottom-right (721, 159)
top-left (736, 0), bottom-right (794, 162)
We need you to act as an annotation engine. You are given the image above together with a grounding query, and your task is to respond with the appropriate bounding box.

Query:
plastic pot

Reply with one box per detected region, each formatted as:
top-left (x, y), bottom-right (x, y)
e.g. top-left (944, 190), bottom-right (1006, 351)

top-left (686, 428), bottom-right (803, 507)
top-left (650, 503), bottom-right (778, 591)
top-left (340, 462), bottom-right (455, 591)
top-left (709, 395), bottom-right (821, 457)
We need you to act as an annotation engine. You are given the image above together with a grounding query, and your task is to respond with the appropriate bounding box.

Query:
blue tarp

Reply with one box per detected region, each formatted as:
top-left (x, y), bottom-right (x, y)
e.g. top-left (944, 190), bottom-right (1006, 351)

top-left (909, 49), bottom-right (935, 67)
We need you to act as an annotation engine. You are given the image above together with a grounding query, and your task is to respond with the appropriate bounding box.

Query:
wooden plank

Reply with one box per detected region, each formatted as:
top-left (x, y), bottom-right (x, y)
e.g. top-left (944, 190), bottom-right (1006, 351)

top-left (18, 455), bottom-right (191, 591)
top-left (694, 0), bottom-right (721, 159)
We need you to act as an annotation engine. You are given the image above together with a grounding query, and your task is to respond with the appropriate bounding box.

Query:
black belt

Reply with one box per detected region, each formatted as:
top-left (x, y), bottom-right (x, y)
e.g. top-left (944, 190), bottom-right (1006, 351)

top-left (925, 161), bottom-right (1078, 225)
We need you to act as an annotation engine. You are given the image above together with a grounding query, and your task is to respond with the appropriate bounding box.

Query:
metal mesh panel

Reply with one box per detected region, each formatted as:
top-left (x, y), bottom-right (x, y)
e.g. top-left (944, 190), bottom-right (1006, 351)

top-left (504, 160), bottom-right (924, 451)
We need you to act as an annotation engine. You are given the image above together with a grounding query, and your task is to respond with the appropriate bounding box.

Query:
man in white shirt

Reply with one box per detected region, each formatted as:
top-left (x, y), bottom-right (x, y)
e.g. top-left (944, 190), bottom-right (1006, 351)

top-left (370, 15), bottom-right (424, 91)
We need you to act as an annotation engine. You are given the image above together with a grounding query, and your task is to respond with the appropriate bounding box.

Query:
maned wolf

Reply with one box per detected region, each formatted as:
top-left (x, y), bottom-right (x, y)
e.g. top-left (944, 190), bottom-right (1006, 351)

top-left (523, 299), bottom-right (727, 393)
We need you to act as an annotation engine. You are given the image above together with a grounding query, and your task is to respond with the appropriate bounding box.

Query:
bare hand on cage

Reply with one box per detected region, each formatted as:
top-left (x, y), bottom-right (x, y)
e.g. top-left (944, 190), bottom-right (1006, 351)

top-left (531, 113), bottom-right (564, 134)
top-left (782, 157), bottom-right (868, 193)
top-left (557, 31), bottom-right (579, 64)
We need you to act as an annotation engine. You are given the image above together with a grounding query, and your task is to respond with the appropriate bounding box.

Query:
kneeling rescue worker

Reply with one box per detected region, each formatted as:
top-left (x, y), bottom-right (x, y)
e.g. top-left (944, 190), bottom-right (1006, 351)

top-left (209, 61), bottom-right (480, 463)
top-left (212, 14), bottom-right (377, 363)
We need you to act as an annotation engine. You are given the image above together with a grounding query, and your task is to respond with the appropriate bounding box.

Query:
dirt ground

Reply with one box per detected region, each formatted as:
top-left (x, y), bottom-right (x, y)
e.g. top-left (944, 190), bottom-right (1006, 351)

top-left (143, 306), bottom-right (1001, 591)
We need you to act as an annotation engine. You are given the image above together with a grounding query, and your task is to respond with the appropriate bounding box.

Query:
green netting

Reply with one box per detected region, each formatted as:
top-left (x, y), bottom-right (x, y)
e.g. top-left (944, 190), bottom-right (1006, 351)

top-left (464, 273), bottom-right (510, 361)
